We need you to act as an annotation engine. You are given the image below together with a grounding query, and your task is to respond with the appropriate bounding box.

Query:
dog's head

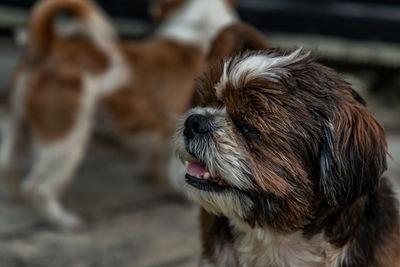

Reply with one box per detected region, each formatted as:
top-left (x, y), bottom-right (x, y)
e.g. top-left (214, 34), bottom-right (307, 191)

top-left (173, 46), bottom-right (387, 231)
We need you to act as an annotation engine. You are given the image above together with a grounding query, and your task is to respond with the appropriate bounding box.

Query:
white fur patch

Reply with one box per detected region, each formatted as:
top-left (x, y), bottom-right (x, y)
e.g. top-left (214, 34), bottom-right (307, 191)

top-left (48, 6), bottom-right (131, 96)
top-left (156, 0), bottom-right (238, 52)
top-left (167, 155), bottom-right (187, 190)
top-left (215, 49), bottom-right (309, 99)
top-left (326, 242), bottom-right (349, 267)
top-left (185, 184), bottom-right (253, 223)
top-left (231, 221), bottom-right (347, 267)
top-left (85, 12), bottom-right (117, 53)
top-left (97, 59), bottom-right (130, 96)
top-left (53, 8), bottom-right (130, 96)
top-left (86, 12), bottom-right (130, 95)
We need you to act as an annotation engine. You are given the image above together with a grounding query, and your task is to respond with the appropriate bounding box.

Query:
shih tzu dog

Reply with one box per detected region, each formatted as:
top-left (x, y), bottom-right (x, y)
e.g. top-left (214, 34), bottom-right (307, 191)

top-left (172, 26), bottom-right (400, 266)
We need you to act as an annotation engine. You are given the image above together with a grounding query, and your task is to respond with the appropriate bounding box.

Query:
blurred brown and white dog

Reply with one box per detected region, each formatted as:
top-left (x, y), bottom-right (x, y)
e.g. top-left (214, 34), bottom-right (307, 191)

top-left (173, 26), bottom-right (400, 266)
top-left (0, 0), bottom-right (237, 229)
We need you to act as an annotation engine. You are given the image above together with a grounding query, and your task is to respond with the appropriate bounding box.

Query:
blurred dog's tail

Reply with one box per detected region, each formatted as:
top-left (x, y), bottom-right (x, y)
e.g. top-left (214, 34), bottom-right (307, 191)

top-left (28, 0), bottom-right (117, 59)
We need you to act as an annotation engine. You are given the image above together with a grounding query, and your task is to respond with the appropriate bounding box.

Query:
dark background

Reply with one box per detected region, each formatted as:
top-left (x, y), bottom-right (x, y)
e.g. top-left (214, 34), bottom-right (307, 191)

top-left (2, 0), bottom-right (400, 42)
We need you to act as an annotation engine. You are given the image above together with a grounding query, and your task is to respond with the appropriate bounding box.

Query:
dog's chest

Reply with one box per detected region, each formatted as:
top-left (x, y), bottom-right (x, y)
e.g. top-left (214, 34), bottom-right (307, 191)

top-left (233, 228), bottom-right (330, 267)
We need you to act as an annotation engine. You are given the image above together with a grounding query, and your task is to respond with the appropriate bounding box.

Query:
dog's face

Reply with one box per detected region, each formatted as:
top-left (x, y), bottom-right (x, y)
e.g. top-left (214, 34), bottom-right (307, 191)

top-left (173, 49), bottom-right (387, 232)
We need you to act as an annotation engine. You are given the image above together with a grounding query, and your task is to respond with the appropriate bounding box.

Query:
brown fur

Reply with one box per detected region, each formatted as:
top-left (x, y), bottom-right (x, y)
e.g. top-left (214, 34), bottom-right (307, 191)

top-left (180, 25), bottom-right (400, 266)
top-left (28, 0), bottom-right (102, 59)
top-left (208, 22), bottom-right (269, 63)
top-left (103, 39), bottom-right (204, 138)
top-left (25, 38), bottom-right (108, 142)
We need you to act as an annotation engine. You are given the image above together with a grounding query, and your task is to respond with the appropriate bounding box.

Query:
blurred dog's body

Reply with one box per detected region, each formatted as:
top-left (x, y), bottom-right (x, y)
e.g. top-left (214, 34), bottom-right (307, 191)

top-left (0, 0), bottom-right (237, 229)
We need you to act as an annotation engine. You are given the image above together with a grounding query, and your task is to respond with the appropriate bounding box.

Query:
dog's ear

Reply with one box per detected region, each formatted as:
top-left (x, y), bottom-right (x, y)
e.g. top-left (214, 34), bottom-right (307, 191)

top-left (319, 97), bottom-right (387, 207)
top-left (208, 23), bottom-right (269, 63)
top-left (150, 0), bottom-right (186, 22)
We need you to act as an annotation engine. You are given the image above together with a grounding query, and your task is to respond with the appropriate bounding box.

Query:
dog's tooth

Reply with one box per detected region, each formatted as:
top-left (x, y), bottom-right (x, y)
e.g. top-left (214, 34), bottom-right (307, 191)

top-left (204, 172), bottom-right (210, 180)
top-left (185, 161), bottom-right (189, 167)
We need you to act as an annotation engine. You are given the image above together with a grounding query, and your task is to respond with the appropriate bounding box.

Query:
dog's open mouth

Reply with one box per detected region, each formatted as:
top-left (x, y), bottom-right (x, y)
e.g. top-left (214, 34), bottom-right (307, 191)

top-left (185, 162), bottom-right (229, 192)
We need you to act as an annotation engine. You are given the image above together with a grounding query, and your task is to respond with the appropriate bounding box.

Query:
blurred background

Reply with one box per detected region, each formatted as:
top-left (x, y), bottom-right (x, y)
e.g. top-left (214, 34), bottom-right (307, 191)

top-left (0, 0), bottom-right (399, 266)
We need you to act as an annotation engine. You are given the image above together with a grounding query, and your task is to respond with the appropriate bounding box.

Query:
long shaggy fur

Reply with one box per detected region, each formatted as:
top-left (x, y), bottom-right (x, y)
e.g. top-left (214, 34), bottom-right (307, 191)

top-left (173, 47), bottom-right (400, 266)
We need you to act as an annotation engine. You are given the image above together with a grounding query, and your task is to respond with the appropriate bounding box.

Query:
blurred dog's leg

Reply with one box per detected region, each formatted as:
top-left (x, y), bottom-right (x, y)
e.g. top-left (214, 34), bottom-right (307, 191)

top-left (20, 124), bottom-right (90, 229)
top-left (0, 113), bottom-right (24, 201)
top-left (0, 71), bottom-right (28, 201)
top-left (21, 74), bottom-right (99, 230)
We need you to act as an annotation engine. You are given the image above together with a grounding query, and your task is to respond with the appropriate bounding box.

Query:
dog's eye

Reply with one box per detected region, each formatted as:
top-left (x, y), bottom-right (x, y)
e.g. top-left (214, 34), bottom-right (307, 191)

top-left (232, 119), bottom-right (260, 139)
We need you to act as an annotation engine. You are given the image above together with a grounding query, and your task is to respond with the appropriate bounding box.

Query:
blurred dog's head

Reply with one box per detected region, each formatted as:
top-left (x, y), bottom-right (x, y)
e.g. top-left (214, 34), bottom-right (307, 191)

top-left (173, 45), bottom-right (387, 231)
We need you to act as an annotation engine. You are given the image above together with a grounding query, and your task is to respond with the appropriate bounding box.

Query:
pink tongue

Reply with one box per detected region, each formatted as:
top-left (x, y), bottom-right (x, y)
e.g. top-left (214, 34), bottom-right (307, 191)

top-left (187, 162), bottom-right (209, 177)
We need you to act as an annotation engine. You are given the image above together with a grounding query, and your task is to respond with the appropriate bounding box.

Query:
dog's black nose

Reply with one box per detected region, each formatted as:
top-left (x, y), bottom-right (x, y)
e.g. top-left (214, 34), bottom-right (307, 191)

top-left (184, 114), bottom-right (211, 139)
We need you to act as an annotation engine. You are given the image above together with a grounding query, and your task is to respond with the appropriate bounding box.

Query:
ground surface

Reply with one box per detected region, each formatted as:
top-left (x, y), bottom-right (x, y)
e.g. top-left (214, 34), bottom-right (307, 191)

top-left (0, 38), bottom-right (399, 267)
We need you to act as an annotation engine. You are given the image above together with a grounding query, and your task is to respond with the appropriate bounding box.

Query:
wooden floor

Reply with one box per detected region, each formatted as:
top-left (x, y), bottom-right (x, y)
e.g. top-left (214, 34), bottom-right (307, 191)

top-left (0, 38), bottom-right (399, 267)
